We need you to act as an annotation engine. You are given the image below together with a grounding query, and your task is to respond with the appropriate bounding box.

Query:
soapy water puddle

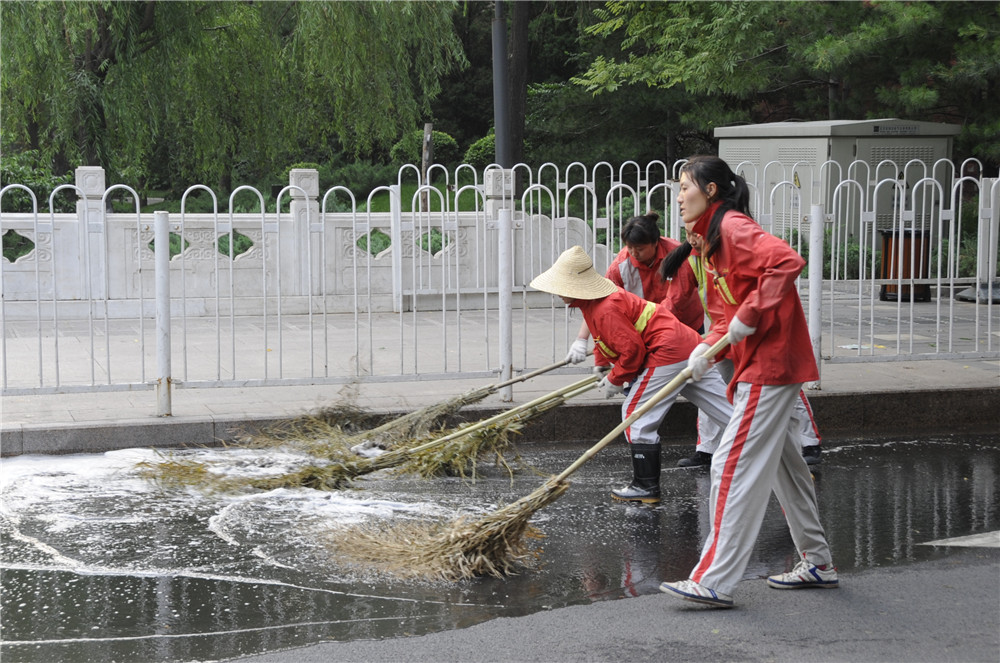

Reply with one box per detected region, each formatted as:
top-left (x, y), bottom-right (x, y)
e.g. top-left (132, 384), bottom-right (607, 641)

top-left (1, 435), bottom-right (998, 662)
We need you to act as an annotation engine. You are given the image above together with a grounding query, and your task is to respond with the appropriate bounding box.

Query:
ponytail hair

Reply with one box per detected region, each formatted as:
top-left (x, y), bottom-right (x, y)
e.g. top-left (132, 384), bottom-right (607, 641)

top-left (620, 211), bottom-right (661, 246)
top-left (659, 241), bottom-right (692, 281)
top-left (678, 156), bottom-right (751, 262)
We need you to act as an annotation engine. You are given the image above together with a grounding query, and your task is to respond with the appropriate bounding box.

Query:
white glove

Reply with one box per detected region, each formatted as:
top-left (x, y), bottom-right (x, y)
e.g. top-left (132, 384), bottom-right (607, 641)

top-left (593, 364), bottom-right (610, 376)
top-left (597, 375), bottom-right (625, 399)
top-left (565, 338), bottom-right (589, 364)
top-left (687, 342), bottom-right (712, 382)
top-left (727, 315), bottom-right (757, 344)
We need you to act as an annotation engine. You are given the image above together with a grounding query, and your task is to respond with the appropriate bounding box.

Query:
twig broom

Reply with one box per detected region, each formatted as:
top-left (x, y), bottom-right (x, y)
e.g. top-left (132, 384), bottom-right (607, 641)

top-left (254, 375), bottom-right (599, 489)
top-left (247, 358), bottom-right (579, 453)
top-left (330, 334), bottom-right (731, 580)
top-left (139, 374), bottom-right (597, 492)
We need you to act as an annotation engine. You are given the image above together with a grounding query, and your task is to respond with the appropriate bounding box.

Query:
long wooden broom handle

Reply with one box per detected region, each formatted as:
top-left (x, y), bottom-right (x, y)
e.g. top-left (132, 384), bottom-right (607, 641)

top-left (404, 374), bottom-right (599, 455)
top-left (553, 334), bottom-right (732, 483)
top-left (489, 352), bottom-right (593, 392)
top-left (359, 356), bottom-right (590, 439)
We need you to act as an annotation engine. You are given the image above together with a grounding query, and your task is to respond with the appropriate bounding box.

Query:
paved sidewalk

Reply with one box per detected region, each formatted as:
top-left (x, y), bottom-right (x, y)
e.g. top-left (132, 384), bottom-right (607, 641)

top-left (2, 354), bottom-right (997, 456)
top-left (2, 290), bottom-right (998, 455)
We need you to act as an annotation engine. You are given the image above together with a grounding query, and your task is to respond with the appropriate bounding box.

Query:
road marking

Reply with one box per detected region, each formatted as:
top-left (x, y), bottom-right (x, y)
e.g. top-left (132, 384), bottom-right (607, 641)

top-left (920, 531), bottom-right (1000, 548)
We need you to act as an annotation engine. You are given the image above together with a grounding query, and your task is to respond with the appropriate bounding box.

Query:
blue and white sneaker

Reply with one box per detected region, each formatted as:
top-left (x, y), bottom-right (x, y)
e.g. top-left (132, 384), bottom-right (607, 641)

top-left (659, 579), bottom-right (734, 608)
top-left (766, 559), bottom-right (839, 589)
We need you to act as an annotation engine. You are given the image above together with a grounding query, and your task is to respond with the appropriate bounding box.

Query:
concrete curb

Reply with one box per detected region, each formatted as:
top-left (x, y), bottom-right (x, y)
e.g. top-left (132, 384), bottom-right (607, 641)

top-left (3, 386), bottom-right (997, 456)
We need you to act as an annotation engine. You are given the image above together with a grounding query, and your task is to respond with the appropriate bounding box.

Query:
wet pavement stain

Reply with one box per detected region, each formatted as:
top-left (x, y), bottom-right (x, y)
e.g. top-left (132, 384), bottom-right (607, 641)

top-left (1, 435), bottom-right (997, 662)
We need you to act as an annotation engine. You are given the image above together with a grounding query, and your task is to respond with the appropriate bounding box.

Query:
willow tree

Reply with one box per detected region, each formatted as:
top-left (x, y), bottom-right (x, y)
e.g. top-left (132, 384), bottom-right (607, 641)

top-left (290, 1), bottom-right (466, 156)
top-left (0, 1), bottom-right (466, 192)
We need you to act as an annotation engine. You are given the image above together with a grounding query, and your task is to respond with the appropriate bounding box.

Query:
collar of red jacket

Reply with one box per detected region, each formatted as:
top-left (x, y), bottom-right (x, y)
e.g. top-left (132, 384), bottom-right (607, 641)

top-left (691, 200), bottom-right (723, 236)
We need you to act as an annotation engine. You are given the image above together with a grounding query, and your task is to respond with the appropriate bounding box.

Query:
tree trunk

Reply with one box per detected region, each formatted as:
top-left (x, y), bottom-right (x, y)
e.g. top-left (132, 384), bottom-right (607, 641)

top-left (421, 122), bottom-right (433, 212)
top-left (828, 76), bottom-right (838, 120)
top-left (664, 106), bottom-right (677, 179)
top-left (508, 0), bottom-right (530, 194)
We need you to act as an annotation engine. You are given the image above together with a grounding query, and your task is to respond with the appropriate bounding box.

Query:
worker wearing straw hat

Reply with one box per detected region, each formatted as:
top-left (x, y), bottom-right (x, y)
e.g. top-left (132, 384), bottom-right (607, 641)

top-left (530, 246), bottom-right (733, 504)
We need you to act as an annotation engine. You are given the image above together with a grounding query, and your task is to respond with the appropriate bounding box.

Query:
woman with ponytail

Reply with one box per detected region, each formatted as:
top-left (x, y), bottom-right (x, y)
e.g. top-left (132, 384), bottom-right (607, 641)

top-left (660, 237), bottom-right (823, 469)
top-left (659, 156), bottom-right (837, 609)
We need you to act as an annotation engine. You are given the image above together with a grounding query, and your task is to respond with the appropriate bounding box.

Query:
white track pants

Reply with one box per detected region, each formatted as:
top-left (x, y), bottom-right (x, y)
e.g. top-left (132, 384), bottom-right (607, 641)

top-left (697, 386), bottom-right (821, 454)
top-left (689, 382), bottom-right (833, 596)
top-left (622, 362), bottom-right (733, 446)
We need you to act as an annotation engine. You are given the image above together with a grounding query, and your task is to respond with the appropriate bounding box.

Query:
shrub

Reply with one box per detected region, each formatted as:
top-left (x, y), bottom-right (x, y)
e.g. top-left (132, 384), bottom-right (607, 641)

top-left (356, 229), bottom-right (392, 255)
top-left (788, 227), bottom-right (875, 280)
top-left (218, 231), bottom-right (254, 258)
top-left (331, 162), bottom-right (399, 200)
top-left (463, 130), bottom-right (495, 170)
top-left (390, 129), bottom-right (460, 167)
top-left (0, 150), bottom-right (74, 213)
top-left (929, 233), bottom-right (980, 279)
top-left (3, 229), bottom-right (35, 262)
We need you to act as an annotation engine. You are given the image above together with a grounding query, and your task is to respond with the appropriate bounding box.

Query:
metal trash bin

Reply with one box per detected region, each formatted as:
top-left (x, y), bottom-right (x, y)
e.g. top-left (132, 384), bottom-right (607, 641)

top-left (879, 229), bottom-right (931, 302)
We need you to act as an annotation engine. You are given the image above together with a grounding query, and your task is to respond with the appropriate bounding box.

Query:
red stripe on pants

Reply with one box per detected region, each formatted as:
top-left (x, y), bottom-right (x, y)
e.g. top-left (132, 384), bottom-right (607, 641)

top-left (623, 371), bottom-right (653, 444)
top-left (799, 391), bottom-right (821, 443)
top-left (692, 383), bottom-right (762, 583)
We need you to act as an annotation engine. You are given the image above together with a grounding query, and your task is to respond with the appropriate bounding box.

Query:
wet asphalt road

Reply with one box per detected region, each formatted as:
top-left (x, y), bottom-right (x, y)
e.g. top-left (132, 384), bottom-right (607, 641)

top-left (3, 437), bottom-right (998, 663)
top-left (235, 547), bottom-right (1000, 663)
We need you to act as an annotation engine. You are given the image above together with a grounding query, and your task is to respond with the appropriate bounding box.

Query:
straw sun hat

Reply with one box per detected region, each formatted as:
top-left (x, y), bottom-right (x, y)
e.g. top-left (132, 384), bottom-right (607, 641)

top-left (529, 245), bottom-right (618, 300)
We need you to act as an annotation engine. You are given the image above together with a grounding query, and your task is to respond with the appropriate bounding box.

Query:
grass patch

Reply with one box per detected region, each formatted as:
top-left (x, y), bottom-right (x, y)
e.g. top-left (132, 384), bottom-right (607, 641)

top-left (365, 182), bottom-right (478, 213)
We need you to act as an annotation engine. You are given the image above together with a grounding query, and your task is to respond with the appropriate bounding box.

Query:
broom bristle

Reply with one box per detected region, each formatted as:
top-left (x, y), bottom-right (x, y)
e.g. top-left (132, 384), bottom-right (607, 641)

top-left (138, 386), bottom-right (567, 494)
top-left (241, 386), bottom-right (494, 455)
top-left (395, 419), bottom-right (523, 481)
top-left (135, 420), bottom-right (524, 494)
top-left (328, 477), bottom-right (570, 581)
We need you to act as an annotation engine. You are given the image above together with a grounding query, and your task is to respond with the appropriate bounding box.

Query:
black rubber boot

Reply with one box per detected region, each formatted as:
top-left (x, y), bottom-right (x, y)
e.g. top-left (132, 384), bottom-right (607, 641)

top-left (801, 445), bottom-right (822, 465)
top-left (677, 450), bottom-right (713, 468)
top-left (611, 443), bottom-right (661, 504)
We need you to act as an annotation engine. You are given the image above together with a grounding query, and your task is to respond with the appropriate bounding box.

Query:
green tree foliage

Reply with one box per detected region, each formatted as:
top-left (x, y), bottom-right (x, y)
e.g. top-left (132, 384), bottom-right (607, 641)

top-left (429, 1), bottom-right (496, 149)
top-left (290, 2), bottom-right (466, 156)
top-left (0, 150), bottom-right (75, 213)
top-left (390, 130), bottom-right (461, 166)
top-left (434, 1), bottom-right (620, 169)
top-left (0, 1), bottom-right (162, 176)
top-left (524, 81), bottom-right (714, 169)
top-left (574, 1), bottom-right (1000, 167)
top-left (1, 1), bottom-right (467, 194)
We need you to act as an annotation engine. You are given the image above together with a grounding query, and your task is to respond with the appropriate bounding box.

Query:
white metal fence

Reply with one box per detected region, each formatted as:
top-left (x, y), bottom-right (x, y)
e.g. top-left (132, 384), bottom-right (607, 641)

top-left (2, 159), bottom-right (997, 407)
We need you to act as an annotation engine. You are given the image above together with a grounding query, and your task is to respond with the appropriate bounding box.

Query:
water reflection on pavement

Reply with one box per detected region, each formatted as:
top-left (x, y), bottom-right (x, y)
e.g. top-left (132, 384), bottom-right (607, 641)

top-left (1, 436), bottom-right (997, 662)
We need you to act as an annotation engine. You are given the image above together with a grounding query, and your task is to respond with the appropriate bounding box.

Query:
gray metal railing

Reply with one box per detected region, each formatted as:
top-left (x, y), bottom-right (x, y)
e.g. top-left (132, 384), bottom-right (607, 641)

top-left (2, 161), bottom-right (997, 409)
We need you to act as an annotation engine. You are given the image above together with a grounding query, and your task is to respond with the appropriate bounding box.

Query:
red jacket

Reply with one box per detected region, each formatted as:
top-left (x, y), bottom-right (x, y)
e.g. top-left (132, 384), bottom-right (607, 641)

top-left (573, 287), bottom-right (700, 386)
top-left (701, 207), bottom-right (819, 400)
top-left (660, 252), bottom-right (706, 333)
top-left (606, 237), bottom-right (704, 332)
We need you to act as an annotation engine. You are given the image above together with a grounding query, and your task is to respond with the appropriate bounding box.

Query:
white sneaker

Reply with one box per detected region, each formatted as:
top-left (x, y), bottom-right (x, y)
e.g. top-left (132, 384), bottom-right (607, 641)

top-left (659, 579), bottom-right (734, 608)
top-left (766, 559), bottom-right (839, 589)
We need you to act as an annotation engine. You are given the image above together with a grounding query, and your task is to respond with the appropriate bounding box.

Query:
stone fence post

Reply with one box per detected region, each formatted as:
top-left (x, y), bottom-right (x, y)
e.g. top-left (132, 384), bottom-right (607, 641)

top-left (76, 166), bottom-right (107, 299)
top-left (289, 168), bottom-right (320, 295)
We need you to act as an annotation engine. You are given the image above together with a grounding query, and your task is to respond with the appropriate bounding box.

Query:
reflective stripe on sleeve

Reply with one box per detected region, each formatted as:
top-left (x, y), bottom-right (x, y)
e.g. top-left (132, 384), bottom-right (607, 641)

top-left (593, 300), bottom-right (657, 360)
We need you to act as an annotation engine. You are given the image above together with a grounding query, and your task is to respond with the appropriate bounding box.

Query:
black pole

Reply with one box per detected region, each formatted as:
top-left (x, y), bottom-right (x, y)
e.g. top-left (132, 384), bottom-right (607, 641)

top-left (492, 0), bottom-right (511, 168)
